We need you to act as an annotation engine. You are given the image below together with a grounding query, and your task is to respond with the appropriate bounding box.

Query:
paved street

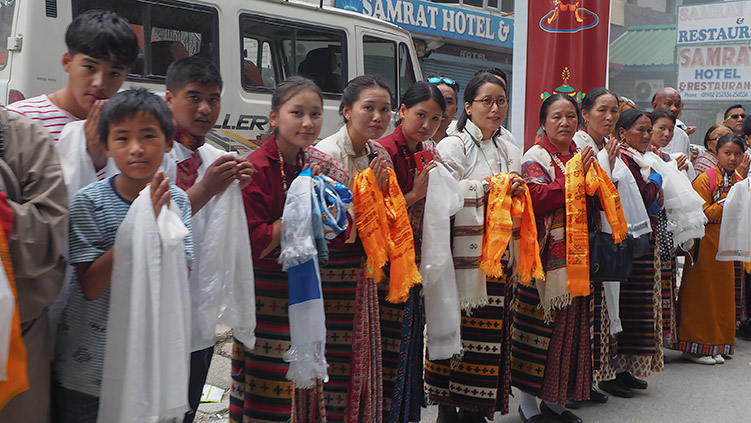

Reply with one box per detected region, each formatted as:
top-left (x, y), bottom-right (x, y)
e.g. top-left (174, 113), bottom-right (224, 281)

top-left (198, 328), bottom-right (751, 422)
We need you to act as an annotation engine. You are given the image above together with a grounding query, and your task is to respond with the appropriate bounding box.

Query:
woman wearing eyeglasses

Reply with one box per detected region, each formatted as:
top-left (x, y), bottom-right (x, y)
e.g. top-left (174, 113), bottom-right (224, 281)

top-left (694, 124), bottom-right (733, 175)
top-left (424, 72), bottom-right (523, 423)
top-left (427, 75), bottom-right (460, 145)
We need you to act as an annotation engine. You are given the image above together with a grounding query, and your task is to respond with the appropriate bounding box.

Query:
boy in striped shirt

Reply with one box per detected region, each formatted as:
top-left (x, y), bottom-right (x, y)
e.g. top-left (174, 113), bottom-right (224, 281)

top-left (5, 9), bottom-right (138, 172)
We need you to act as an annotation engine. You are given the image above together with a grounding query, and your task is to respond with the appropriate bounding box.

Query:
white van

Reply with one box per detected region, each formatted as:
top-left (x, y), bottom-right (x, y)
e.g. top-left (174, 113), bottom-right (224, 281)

top-left (0, 0), bottom-right (421, 155)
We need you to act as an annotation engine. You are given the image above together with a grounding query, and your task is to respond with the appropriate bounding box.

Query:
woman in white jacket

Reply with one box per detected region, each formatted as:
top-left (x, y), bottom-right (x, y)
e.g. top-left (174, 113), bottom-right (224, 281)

top-left (425, 71), bottom-right (525, 423)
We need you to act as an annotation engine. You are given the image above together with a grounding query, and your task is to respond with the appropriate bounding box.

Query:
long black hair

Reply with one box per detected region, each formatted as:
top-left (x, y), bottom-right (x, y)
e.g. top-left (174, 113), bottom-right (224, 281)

top-left (396, 80), bottom-right (446, 125)
top-left (580, 87), bottom-right (616, 113)
top-left (339, 75), bottom-right (392, 123)
top-left (539, 94), bottom-right (581, 127)
top-left (649, 108), bottom-right (676, 125)
top-left (716, 133), bottom-right (745, 151)
top-left (614, 108), bottom-right (649, 140)
top-left (456, 72), bottom-right (506, 132)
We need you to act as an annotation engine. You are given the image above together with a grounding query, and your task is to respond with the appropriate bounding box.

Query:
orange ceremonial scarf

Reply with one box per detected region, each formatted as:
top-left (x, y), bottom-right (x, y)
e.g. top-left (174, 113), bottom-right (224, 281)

top-left (0, 204), bottom-right (29, 410)
top-left (564, 153), bottom-right (628, 298)
top-left (352, 167), bottom-right (421, 303)
top-left (479, 173), bottom-right (544, 285)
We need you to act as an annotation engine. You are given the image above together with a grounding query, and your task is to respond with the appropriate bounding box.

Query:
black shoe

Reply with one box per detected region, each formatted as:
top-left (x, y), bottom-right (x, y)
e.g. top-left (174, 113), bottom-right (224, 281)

top-left (437, 405), bottom-right (459, 423)
top-left (616, 371), bottom-right (648, 390)
top-left (565, 400), bottom-right (582, 409)
top-left (598, 379), bottom-right (633, 398)
top-left (518, 406), bottom-right (556, 423)
top-left (457, 408), bottom-right (487, 423)
top-left (539, 401), bottom-right (583, 423)
top-left (588, 388), bottom-right (608, 404)
top-left (737, 321), bottom-right (751, 340)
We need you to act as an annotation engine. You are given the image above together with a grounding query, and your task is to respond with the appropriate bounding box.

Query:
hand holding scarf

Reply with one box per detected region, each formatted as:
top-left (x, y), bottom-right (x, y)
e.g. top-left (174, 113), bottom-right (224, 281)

top-left (565, 153), bottom-right (628, 298)
top-left (479, 173), bottom-right (544, 285)
top-left (281, 169), bottom-right (352, 389)
top-left (352, 167), bottom-right (421, 303)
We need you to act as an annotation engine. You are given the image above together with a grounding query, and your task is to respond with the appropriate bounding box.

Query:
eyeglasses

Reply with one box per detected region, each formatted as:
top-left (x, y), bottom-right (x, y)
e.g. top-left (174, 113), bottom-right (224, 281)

top-left (473, 97), bottom-right (508, 108)
top-left (427, 76), bottom-right (456, 86)
top-left (725, 113), bottom-right (747, 121)
top-left (619, 96), bottom-right (635, 107)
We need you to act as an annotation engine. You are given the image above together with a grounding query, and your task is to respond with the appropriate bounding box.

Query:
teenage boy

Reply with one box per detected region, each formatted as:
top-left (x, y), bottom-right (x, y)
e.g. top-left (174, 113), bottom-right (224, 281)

top-left (53, 89), bottom-right (193, 423)
top-left (163, 57), bottom-right (255, 423)
top-left (0, 111), bottom-right (68, 422)
top-left (6, 9), bottom-right (138, 172)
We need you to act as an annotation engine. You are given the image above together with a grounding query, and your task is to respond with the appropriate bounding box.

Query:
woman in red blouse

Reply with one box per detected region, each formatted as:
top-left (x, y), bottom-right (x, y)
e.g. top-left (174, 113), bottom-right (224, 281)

top-left (230, 76), bottom-right (348, 423)
top-left (375, 81), bottom-right (445, 422)
top-left (513, 94), bottom-right (595, 423)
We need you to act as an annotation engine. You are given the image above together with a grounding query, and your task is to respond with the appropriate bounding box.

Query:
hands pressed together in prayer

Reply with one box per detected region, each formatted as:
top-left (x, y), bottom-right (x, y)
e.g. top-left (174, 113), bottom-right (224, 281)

top-left (581, 145), bottom-right (595, 172)
top-left (738, 154), bottom-right (751, 179)
top-left (369, 155), bottom-right (390, 191)
top-left (85, 99), bottom-right (109, 172)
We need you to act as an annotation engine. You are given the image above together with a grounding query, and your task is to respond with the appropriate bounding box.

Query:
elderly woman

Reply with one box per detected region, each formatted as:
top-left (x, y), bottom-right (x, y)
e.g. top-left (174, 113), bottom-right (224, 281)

top-left (613, 108), bottom-right (671, 397)
top-left (512, 94), bottom-right (598, 423)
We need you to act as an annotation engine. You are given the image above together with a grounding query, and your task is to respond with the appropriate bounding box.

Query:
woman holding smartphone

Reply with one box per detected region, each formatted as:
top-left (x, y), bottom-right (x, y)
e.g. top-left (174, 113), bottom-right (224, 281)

top-left (375, 80), bottom-right (445, 422)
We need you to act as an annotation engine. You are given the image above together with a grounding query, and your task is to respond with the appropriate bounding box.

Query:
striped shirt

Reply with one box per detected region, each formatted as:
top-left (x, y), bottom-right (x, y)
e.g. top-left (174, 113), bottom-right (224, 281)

top-left (53, 177), bottom-right (193, 397)
top-left (5, 94), bottom-right (78, 142)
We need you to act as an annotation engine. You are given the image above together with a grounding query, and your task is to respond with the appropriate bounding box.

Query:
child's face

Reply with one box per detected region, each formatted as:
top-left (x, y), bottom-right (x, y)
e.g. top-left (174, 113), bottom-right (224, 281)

top-left (717, 141), bottom-right (744, 172)
top-left (63, 52), bottom-right (130, 117)
top-left (270, 90), bottom-right (322, 150)
top-left (166, 83), bottom-right (221, 137)
top-left (105, 113), bottom-right (171, 185)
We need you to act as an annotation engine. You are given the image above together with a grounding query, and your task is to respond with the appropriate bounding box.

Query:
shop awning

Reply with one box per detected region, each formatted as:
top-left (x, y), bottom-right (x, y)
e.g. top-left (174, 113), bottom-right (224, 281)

top-left (609, 25), bottom-right (676, 68)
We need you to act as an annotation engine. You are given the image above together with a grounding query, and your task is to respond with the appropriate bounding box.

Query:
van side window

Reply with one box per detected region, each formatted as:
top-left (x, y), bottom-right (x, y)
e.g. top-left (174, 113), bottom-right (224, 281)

top-left (240, 14), bottom-right (346, 94)
top-left (363, 36), bottom-right (397, 108)
top-left (73, 0), bottom-right (219, 79)
top-left (399, 43), bottom-right (417, 100)
top-left (0, 0), bottom-right (15, 71)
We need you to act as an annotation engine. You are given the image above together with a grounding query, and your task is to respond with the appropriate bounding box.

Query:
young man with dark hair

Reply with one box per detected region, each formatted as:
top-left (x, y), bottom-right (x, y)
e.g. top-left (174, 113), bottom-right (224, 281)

top-left (6, 9), bottom-right (138, 171)
top-left (163, 56), bottom-right (255, 423)
top-left (426, 74), bottom-right (459, 143)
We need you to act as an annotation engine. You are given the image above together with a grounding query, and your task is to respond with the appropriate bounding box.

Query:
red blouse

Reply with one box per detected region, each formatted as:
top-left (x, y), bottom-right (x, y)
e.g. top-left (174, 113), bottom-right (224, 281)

top-left (377, 125), bottom-right (428, 195)
top-left (527, 137), bottom-right (578, 216)
top-left (242, 135), bottom-right (350, 268)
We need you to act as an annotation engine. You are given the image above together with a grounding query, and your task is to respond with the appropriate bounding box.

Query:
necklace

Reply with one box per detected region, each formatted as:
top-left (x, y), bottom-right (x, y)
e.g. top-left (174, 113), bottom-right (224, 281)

top-left (277, 149), bottom-right (303, 195)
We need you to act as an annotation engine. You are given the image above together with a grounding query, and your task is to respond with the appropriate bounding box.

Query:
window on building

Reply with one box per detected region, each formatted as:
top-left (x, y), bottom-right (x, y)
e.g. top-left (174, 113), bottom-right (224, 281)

top-left (240, 15), bottom-right (347, 94)
top-left (73, 0), bottom-right (218, 79)
top-left (463, 0), bottom-right (484, 8)
top-left (500, 0), bottom-right (514, 13)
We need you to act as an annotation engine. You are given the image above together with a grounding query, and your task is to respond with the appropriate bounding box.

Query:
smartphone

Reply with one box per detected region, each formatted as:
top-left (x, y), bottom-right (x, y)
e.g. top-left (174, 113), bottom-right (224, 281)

top-left (367, 149), bottom-right (379, 162)
top-left (414, 150), bottom-right (432, 172)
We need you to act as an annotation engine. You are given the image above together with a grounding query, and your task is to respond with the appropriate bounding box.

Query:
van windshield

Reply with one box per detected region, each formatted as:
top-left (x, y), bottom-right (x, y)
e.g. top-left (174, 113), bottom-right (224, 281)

top-left (0, 0), bottom-right (14, 70)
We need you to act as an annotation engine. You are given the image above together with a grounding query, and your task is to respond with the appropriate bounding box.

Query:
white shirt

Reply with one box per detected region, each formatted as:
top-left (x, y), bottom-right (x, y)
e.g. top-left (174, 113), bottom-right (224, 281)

top-left (437, 119), bottom-right (521, 182)
top-left (663, 125), bottom-right (691, 158)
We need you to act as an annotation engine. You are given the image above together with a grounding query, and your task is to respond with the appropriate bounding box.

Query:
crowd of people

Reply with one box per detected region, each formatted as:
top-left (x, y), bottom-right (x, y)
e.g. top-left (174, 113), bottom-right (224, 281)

top-left (0, 8), bottom-right (749, 423)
